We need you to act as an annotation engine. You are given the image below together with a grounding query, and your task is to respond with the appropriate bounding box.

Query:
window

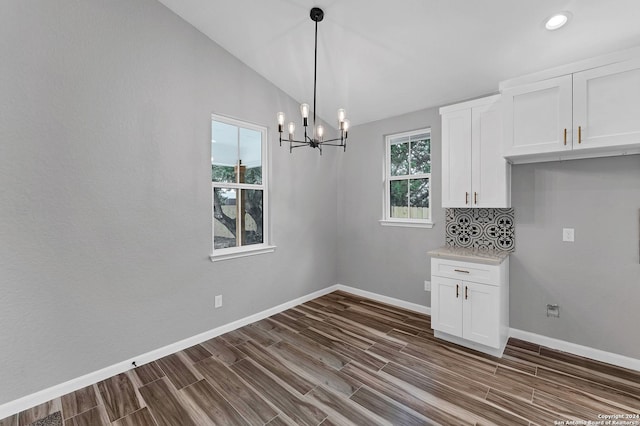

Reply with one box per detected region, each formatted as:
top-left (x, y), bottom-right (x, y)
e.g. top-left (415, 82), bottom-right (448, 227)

top-left (382, 128), bottom-right (433, 228)
top-left (211, 115), bottom-right (274, 260)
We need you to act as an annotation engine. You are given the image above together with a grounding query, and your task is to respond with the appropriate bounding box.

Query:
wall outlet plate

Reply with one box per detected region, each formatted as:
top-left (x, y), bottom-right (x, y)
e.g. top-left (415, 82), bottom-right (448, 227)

top-left (214, 295), bottom-right (222, 308)
top-left (546, 304), bottom-right (560, 318)
top-left (424, 280), bottom-right (431, 291)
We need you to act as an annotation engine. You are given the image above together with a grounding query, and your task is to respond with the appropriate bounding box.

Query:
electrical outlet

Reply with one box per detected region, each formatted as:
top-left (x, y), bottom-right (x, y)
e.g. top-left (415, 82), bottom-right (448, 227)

top-left (424, 280), bottom-right (431, 291)
top-left (546, 304), bottom-right (560, 318)
top-left (215, 295), bottom-right (223, 308)
top-left (562, 228), bottom-right (575, 242)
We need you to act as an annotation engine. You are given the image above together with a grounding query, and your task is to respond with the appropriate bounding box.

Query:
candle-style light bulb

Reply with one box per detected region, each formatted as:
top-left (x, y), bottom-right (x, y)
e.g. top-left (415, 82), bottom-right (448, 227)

top-left (277, 112), bottom-right (285, 132)
top-left (337, 108), bottom-right (346, 123)
top-left (300, 103), bottom-right (310, 118)
top-left (316, 124), bottom-right (324, 140)
top-left (300, 103), bottom-right (309, 127)
top-left (343, 119), bottom-right (350, 138)
top-left (288, 122), bottom-right (295, 140)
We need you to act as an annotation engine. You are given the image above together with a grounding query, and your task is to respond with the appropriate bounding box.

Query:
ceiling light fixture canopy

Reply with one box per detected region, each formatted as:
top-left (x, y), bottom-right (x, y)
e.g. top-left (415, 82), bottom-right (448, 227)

top-left (277, 7), bottom-right (349, 154)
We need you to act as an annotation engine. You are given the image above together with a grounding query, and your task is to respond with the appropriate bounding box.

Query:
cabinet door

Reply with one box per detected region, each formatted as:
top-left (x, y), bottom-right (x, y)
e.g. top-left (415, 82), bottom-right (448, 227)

top-left (472, 99), bottom-right (510, 208)
top-left (441, 109), bottom-right (472, 208)
top-left (502, 75), bottom-right (572, 157)
top-left (462, 282), bottom-right (500, 348)
top-left (573, 58), bottom-right (640, 150)
top-left (431, 276), bottom-right (463, 337)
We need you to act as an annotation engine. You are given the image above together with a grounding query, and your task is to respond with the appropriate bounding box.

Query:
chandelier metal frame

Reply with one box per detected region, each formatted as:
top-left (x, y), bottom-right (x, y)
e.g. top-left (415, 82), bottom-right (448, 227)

top-left (277, 7), bottom-right (349, 155)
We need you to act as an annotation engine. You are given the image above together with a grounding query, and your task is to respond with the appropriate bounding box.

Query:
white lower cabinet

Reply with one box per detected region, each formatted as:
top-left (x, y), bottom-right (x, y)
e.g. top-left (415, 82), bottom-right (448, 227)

top-left (431, 257), bottom-right (509, 356)
top-left (462, 281), bottom-right (499, 348)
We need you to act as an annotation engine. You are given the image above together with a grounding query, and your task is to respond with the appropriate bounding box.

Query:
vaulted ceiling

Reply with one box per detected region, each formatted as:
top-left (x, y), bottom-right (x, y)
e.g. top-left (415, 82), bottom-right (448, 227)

top-left (158, 0), bottom-right (640, 126)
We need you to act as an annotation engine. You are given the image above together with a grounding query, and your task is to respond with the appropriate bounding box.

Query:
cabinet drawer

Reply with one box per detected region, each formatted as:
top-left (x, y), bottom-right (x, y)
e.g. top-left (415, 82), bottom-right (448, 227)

top-left (431, 258), bottom-right (501, 285)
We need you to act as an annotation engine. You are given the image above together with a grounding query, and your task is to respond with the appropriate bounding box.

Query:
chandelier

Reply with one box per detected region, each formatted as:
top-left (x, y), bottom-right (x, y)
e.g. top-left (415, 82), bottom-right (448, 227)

top-left (277, 7), bottom-right (350, 154)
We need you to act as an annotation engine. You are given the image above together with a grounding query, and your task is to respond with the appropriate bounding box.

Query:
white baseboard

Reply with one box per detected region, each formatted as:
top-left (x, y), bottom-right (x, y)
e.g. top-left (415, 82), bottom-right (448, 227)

top-left (435, 330), bottom-right (507, 358)
top-left (335, 284), bottom-right (431, 315)
top-left (0, 285), bottom-right (339, 420)
top-left (509, 328), bottom-right (640, 372)
top-left (4, 284), bottom-right (638, 420)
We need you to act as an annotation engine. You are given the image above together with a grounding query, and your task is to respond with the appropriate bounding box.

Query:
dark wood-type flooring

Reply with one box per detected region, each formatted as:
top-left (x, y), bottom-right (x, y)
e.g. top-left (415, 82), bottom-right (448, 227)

top-left (2, 290), bottom-right (639, 425)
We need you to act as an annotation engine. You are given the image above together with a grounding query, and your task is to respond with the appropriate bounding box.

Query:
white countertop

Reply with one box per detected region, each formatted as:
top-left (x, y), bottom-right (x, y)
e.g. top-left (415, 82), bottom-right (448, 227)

top-left (428, 246), bottom-right (510, 265)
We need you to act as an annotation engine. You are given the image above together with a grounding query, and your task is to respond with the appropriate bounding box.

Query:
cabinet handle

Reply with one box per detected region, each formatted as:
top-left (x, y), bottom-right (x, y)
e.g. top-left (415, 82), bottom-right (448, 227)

top-left (474, 192), bottom-right (477, 205)
top-left (456, 284), bottom-right (459, 298)
top-left (563, 128), bottom-right (567, 145)
top-left (465, 192), bottom-right (469, 204)
top-left (465, 286), bottom-right (469, 300)
top-left (578, 126), bottom-right (582, 144)
top-left (454, 269), bottom-right (470, 274)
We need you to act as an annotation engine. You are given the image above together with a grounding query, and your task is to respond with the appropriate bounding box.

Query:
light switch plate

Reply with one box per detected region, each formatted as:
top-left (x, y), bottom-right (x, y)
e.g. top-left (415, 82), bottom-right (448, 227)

top-left (563, 228), bottom-right (575, 242)
top-left (424, 280), bottom-right (431, 291)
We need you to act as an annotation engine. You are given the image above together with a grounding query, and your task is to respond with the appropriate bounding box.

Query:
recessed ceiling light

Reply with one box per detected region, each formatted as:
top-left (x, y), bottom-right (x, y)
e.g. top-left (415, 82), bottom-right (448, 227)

top-left (545, 13), bottom-right (569, 30)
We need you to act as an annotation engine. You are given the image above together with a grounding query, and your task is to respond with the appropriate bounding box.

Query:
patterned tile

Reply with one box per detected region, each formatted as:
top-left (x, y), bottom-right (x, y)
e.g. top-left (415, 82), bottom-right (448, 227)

top-left (445, 208), bottom-right (515, 252)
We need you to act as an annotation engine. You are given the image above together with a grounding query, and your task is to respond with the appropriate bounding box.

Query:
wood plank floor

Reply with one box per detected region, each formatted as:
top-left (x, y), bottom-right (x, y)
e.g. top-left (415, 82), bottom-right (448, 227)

top-left (3, 290), bottom-right (639, 425)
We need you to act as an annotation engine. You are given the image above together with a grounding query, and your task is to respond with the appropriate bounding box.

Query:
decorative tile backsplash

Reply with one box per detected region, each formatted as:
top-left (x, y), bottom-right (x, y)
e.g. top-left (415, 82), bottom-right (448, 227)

top-left (445, 208), bottom-right (515, 252)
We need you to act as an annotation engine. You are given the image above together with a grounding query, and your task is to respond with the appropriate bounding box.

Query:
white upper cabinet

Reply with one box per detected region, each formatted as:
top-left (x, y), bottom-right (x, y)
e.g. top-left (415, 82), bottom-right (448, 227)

top-left (441, 95), bottom-right (510, 208)
top-left (573, 58), bottom-right (640, 150)
top-left (441, 108), bottom-right (472, 207)
top-left (501, 55), bottom-right (640, 163)
top-left (472, 100), bottom-right (510, 208)
top-left (502, 75), bottom-right (572, 157)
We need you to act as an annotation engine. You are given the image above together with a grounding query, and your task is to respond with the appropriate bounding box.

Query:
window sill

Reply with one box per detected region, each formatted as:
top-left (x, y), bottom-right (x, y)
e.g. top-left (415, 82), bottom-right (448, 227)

top-left (210, 245), bottom-right (277, 262)
top-left (379, 219), bottom-right (435, 229)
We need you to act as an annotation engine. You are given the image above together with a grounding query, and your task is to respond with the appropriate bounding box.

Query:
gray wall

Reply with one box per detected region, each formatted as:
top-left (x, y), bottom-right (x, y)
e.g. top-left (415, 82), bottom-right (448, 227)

top-left (510, 155), bottom-right (640, 359)
top-left (336, 107), bottom-right (445, 305)
top-left (0, 1), bottom-right (337, 404)
top-left (336, 104), bottom-right (640, 360)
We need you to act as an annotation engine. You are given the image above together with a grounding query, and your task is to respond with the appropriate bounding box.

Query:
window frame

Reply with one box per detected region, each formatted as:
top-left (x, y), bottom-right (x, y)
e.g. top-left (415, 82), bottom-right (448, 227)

top-left (381, 128), bottom-right (434, 228)
top-left (210, 114), bottom-right (275, 261)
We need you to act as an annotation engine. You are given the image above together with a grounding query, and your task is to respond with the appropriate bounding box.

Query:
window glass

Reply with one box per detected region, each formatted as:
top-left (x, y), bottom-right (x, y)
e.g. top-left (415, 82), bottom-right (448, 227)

top-left (212, 121), bottom-right (239, 184)
top-left (211, 115), bottom-right (268, 254)
top-left (390, 180), bottom-right (409, 218)
top-left (242, 189), bottom-right (263, 246)
top-left (409, 178), bottom-right (430, 218)
top-left (410, 135), bottom-right (431, 174)
top-left (239, 127), bottom-right (262, 185)
top-left (213, 188), bottom-right (237, 249)
top-left (385, 128), bottom-right (431, 223)
top-left (390, 138), bottom-right (410, 176)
